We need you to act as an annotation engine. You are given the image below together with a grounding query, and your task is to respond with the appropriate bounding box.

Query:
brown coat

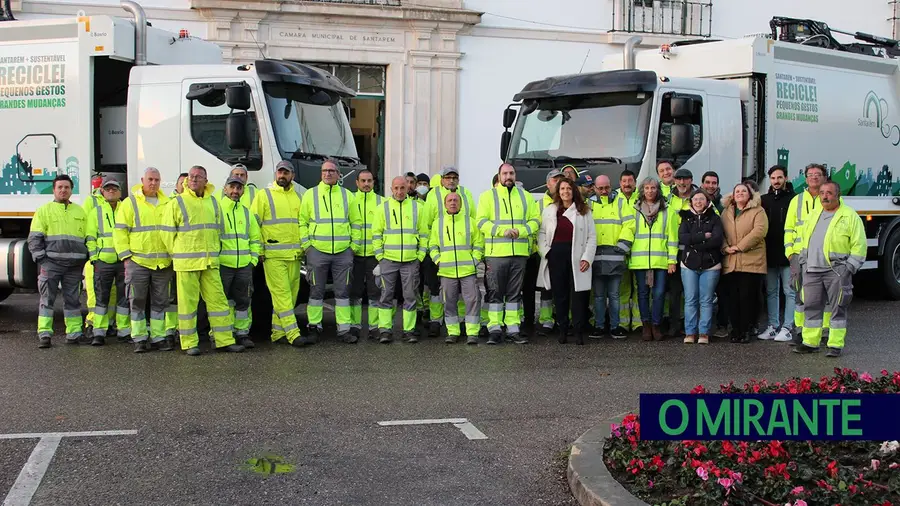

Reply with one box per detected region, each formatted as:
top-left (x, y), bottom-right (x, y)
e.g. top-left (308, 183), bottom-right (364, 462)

top-left (721, 191), bottom-right (769, 274)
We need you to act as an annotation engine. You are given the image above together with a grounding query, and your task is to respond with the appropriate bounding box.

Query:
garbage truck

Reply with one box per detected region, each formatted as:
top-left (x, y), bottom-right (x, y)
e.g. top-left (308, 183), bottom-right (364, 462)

top-left (0, 2), bottom-right (363, 302)
top-left (499, 16), bottom-right (900, 299)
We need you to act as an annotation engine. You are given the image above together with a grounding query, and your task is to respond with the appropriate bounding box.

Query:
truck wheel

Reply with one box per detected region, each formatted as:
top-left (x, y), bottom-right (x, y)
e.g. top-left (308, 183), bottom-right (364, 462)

top-left (0, 287), bottom-right (13, 304)
top-left (882, 229), bottom-right (900, 300)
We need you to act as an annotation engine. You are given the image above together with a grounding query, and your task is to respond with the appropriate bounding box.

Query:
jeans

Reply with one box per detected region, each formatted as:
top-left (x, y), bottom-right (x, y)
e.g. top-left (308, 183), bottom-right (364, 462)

top-left (593, 274), bottom-right (622, 330)
top-left (766, 266), bottom-right (795, 329)
top-left (635, 269), bottom-right (667, 325)
top-left (680, 267), bottom-right (720, 336)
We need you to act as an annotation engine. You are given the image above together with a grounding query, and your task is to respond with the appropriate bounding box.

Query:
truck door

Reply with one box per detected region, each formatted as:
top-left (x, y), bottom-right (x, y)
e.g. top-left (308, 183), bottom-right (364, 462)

top-left (653, 91), bottom-right (708, 176)
top-left (180, 79), bottom-right (265, 187)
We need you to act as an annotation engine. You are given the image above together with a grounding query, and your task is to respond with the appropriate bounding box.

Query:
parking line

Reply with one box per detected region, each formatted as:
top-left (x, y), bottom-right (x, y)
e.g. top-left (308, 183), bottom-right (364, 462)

top-left (3, 437), bottom-right (61, 506)
top-left (0, 430), bottom-right (138, 440)
top-left (377, 418), bottom-right (488, 440)
top-left (453, 421), bottom-right (488, 440)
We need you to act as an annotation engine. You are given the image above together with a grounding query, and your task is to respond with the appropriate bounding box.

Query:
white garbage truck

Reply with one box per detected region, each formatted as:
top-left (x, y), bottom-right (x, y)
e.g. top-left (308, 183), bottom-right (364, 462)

top-left (0, 2), bottom-right (363, 301)
top-left (499, 16), bottom-right (900, 299)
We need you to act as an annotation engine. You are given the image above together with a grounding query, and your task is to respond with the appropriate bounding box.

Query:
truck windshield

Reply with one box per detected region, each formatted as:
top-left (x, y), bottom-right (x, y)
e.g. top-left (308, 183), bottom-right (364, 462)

top-left (263, 82), bottom-right (359, 161)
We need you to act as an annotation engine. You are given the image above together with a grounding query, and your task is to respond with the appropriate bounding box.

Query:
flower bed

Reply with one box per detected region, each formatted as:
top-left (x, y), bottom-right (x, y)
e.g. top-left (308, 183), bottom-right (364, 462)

top-left (603, 368), bottom-right (900, 506)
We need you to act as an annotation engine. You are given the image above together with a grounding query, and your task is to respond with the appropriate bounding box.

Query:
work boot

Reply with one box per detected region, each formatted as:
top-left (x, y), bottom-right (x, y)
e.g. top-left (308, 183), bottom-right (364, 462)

top-left (652, 325), bottom-right (664, 341)
top-left (466, 335), bottom-right (478, 345)
top-left (238, 337), bottom-right (255, 349)
top-left (788, 327), bottom-right (803, 347)
top-left (641, 324), bottom-right (653, 341)
top-left (739, 332), bottom-right (752, 344)
top-left (697, 334), bottom-right (709, 345)
top-left (185, 347), bottom-right (202, 356)
top-left (404, 332), bottom-right (418, 343)
top-left (792, 343), bottom-right (820, 354)
top-left (80, 329), bottom-right (92, 344)
top-left (575, 332), bottom-right (584, 346)
top-left (487, 332), bottom-right (500, 345)
top-left (479, 326), bottom-right (488, 337)
top-left (305, 325), bottom-right (321, 344)
top-left (611, 327), bottom-right (627, 339)
top-left (684, 334), bottom-right (696, 344)
top-left (342, 333), bottom-right (358, 344)
top-left (558, 325), bottom-right (568, 344)
top-left (133, 340), bottom-right (149, 353)
top-left (445, 335), bottom-right (457, 344)
top-left (91, 335), bottom-right (105, 346)
top-left (156, 338), bottom-right (174, 352)
top-left (379, 331), bottom-right (392, 344)
top-left (428, 322), bottom-right (441, 338)
top-left (712, 325), bottom-right (729, 339)
top-left (512, 333), bottom-right (528, 345)
top-left (66, 335), bottom-right (80, 345)
top-left (633, 325), bottom-right (643, 337)
top-left (38, 336), bottom-right (51, 349)
top-left (825, 347), bottom-right (842, 358)
top-left (221, 343), bottom-right (245, 353)
top-left (349, 327), bottom-right (361, 340)
top-left (291, 337), bottom-right (310, 348)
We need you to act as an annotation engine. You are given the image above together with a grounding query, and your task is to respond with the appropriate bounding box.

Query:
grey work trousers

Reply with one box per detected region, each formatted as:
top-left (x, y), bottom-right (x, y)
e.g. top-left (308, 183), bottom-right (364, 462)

top-left (93, 260), bottom-right (129, 337)
top-left (220, 265), bottom-right (253, 338)
top-left (485, 256), bottom-right (527, 334)
top-left (306, 247), bottom-right (354, 334)
top-left (802, 268), bottom-right (851, 349)
top-left (441, 275), bottom-right (481, 336)
top-left (378, 259), bottom-right (420, 313)
top-left (124, 259), bottom-right (173, 342)
top-left (37, 260), bottom-right (85, 340)
top-left (350, 256), bottom-right (381, 327)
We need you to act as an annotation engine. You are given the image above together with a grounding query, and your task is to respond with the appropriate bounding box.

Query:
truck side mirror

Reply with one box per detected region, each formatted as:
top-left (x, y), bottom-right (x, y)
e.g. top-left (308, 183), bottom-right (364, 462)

top-left (500, 131), bottom-right (512, 161)
top-left (226, 84), bottom-right (251, 111)
top-left (503, 108), bottom-right (517, 129)
top-left (670, 97), bottom-right (692, 118)
top-left (670, 124), bottom-right (694, 156)
top-left (226, 113), bottom-right (251, 150)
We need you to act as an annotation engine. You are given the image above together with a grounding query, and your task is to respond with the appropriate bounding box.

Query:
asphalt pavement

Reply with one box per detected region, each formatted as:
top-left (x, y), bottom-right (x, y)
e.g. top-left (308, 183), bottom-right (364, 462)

top-left (1, 288), bottom-right (898, 505)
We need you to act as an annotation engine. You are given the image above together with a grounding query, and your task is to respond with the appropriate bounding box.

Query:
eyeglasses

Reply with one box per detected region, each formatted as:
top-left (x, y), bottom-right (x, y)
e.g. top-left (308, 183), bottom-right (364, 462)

top-left (321, 169), bottom-right (339, 174)
top-left (188, 175), bottom-right (206, 181)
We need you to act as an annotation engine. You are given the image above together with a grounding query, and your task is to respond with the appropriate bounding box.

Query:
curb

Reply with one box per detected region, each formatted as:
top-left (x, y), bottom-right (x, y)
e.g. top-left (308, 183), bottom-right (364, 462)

top-left (567, 415), bottom-right (648, 506)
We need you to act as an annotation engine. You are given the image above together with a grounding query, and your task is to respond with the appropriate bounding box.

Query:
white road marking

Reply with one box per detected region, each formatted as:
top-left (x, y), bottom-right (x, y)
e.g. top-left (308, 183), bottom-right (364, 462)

top-left (3, 437), bottom-right (61, 506)
top-left (1, 430), bottom-right (137, 506)
top-left (377, 418), bottom-right (488, 440)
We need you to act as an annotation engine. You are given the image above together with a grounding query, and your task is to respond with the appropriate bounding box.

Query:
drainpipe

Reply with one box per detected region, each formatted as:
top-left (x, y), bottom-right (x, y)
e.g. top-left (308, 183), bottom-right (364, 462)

top-left (623, 35), bottom-right (643, 69)
top-left (121, 0), bottom-right (147, 66)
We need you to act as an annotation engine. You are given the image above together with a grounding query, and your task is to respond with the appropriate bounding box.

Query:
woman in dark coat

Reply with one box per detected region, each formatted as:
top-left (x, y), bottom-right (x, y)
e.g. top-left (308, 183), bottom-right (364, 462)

top-left (678, 189), bottom-right (724, 344)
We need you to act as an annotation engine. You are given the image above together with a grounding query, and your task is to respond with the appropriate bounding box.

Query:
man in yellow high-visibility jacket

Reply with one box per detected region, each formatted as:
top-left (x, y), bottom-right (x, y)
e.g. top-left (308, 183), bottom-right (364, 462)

top-left (165, 171), bottom-right (188, 340)
top-left (476, 163), bottom-right (540, 345)
top-left (372, 176), bottom-right (428, 343)
top-left (785, 163), bottom-right (827, 343)
top-left (615, 170), bottom-right (642, 333)
top-left (299, 159), bottom-right (355, 343)
top-left (82, 184), bottom-right (104, 338)
top-left (86, 178), bottom-right (130, 346)
top-left (28, 175), bottom-right (89, 348)
top-left (348, 168), bottom-right (383, 339)
top-left (253, 160), bottom-right (305, 345)
top-left (793, 181), bottom-right (865, 357)
top-left (115, 167), bottom-right (175, 353)
top-left (220, 176), bottom-right (261, 348)
top-left (161, 165), bottom-right (245, 356)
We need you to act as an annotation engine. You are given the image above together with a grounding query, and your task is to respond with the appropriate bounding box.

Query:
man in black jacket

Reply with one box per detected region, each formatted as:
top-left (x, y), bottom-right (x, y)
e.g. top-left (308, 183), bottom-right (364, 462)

top-left (758, 165), bottom-right (796, 342)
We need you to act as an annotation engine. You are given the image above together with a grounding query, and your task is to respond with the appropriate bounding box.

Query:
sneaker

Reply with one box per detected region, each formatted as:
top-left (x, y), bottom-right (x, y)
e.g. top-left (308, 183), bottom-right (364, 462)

top-left (773, 327), bottom-right (793, 342)
top-left (66, 336), bottom-right (80, 345)
top-left (683, 334), bottom-right (696, 344)
top-left (379, 331), bottom-right (392, 344)
top-left (512, 334), bottom-right (528, 345)
top-left (712, 326), bottom-right (730, 339)
top-left (38, 336), bottom-right (51, 349)
top-left (185, 347), bottom-right (202, 356)
top-left (610, 327), bottom-right (627, 339)
top-left (697, 334), bottom-right (709, 344)
top-left (537, 324), bottom-right (553, 337)
top-left (792, 343), bottom-right (820, 354)
top-left (404, 332), bottom-right (418, 343)
top-left (757, 326), bottom-right (777, 340)
top-left (221, 344), bottom-right (245, 353)
top-left (589, 327), bottom-right (605, 339)
top-left (825, 347), bottom-right (842, 358)
top-left (239, 337), bottom-right (256, 349)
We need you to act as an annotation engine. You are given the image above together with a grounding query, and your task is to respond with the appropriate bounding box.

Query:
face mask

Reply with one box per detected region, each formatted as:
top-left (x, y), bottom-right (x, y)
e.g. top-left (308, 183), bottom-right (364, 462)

top-left (416, 186), bottom-right (429, 196)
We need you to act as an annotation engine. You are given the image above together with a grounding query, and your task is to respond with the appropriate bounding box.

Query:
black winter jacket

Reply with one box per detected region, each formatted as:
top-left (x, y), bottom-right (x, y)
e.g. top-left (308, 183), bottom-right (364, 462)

top-left (760, 182), bottom-right (795, 268)
top-left (678, 205), bottom-right (724, 271)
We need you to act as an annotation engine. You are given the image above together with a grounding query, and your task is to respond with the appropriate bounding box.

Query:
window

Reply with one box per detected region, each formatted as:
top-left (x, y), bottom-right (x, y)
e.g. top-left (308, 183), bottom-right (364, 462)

top-left (189, 83), bottom-right (262, 170)
top-left (656, 93), bottom-right (702, 165)
top-left (618, 0), bottom-right (712, 37)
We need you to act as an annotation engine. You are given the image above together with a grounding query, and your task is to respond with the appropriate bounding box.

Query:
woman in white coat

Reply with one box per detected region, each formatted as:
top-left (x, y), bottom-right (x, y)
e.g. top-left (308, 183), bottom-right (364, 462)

top-left (538, 178), bottom-right (597, 344)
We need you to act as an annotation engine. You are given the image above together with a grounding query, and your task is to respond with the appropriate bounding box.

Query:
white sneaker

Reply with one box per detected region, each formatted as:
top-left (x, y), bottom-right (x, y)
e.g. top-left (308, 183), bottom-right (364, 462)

top-left (774, 327), bottom-right (793, 342)
top-left (757, 326), bottom-right (777, 340)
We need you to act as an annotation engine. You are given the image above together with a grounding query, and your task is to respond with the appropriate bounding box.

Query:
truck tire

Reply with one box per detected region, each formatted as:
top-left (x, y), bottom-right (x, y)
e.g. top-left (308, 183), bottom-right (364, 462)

top-left (0, 287), bottom-right (13, 304)
top-left (881, 229), bottom-right (900, 300)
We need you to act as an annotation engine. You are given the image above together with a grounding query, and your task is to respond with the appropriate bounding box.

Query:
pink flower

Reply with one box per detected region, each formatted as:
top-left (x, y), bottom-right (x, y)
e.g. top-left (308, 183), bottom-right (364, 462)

top-left (717, 477), bottom-right (734, 492)
top-left (794, 500), bottom-right (808, 506)
top-left (871, 459), bottom-right (880, 470)
top-left (696, 467), bottom-right (709, 481)
top-left (648, 480), bottom-right (654, 488)
top-left (610, 423), bottom-right (621, 437)
top-left (861, 372), bottom-right (874, 383)
top-left (731, 472), bottom-right (743, 483)
top-left (790, 486), bottom-right (804, 495)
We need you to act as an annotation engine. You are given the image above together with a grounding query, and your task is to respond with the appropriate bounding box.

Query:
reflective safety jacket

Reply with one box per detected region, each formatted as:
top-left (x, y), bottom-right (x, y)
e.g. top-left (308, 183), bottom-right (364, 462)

top-left (86, 199), bottom-right (119, 264)
top-left (220, 197), bottom-right (261, 269)
top-left (28, 201), bottom-right (88, 267)
top-left (429, 209), bottom-right (484, 278)
top-left (252, 183), bottom-right (302, 260)
top-left (349, 190), bottom-right (384, 257)
top-left (161, 183), bottom-right (224, 272)
top-left (372, 197), bottom-right (427, 263)
top-left (592, 196), bottom-right (636, 275)
top-left (530, 193), bottom-right (554, 255)
top-left (628, 199), bottom-right (678, 270)
top-left (784, 190), bottom-right (820, 259)
top-left (299, 181), bottom-right (353, 254)
top-left (476, 186), bottom-right (540, 258)
top-left (424, 185), bottom-right (476, 225)
top-left (114, 185), bottom-right (172, 270)
top-left (220, 183), bottom-right (258, 215)
top-left (799, 203), bottom-right (866, 274)
top-left (83, 189), bottom-right (104, 214)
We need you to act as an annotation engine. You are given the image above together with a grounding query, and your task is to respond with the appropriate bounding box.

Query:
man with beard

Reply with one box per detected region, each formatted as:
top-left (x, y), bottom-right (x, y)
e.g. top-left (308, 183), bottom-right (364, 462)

top-left (758, 165), bottom-right (796, 342)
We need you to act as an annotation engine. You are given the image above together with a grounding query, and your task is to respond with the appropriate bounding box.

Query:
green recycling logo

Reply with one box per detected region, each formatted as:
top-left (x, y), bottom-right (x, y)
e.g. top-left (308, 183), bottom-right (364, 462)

top-left (862, 91), bottom-right (900, 146)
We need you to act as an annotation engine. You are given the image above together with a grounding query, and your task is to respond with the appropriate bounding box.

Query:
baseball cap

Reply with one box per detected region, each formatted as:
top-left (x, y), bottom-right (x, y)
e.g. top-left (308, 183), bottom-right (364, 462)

top-left (416, 173), bottom-right (430, 183)
top-left (225, 176), bottom-right (245, 186)
top-left (545, 169), bottom-right (563, 182)
top-left (231, 163), bottom-right (248, 171)
top-left (674, 168), bottom-right (693, 179)
top-left (576, 174), bottom-right (594, 187)
top-left (275, 160), bottom-right (294, 172)
top-left (440, 165), bottom-right (459, 177)
top-left (101, 177), bottom-right (120, 189)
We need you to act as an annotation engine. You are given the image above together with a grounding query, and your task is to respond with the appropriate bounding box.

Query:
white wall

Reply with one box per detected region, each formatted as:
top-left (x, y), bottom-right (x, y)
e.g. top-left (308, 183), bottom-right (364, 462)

top-left (457, 34), bottom-right (617, 197)
top-left (462, 0), bottom-right (609, 31)
top-left (25, 0), bottom-right (192, 10)
top-left (711, 0), bottom-right (894, 40)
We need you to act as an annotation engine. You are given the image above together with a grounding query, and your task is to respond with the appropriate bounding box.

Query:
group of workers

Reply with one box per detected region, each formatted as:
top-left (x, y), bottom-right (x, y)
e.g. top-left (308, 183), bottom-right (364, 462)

top-left (27, 157), bottom-right (865, 357)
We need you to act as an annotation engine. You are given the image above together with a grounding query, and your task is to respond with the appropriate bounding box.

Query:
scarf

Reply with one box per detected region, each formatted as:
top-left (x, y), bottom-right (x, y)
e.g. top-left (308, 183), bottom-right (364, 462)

top-left (640, 200), bottom-right (661, 224)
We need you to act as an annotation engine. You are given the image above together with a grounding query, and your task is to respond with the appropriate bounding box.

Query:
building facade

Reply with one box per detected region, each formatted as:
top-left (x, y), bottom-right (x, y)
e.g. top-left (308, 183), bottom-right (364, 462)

top-left (9, 0), bottom-right (898, 196)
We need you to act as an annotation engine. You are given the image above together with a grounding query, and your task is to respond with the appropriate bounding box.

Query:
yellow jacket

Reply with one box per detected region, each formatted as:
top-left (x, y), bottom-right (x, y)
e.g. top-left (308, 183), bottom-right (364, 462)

top-left (114, 185), bottom-right (171, 270)
top-left (28, 201), bottom-right (88, 267)
top-left (299, 181), bottom-right (353, 254)
top-left (252, 183), bottom-right (303, 260)
top-left (161, 183), bottom-right (224, 272)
